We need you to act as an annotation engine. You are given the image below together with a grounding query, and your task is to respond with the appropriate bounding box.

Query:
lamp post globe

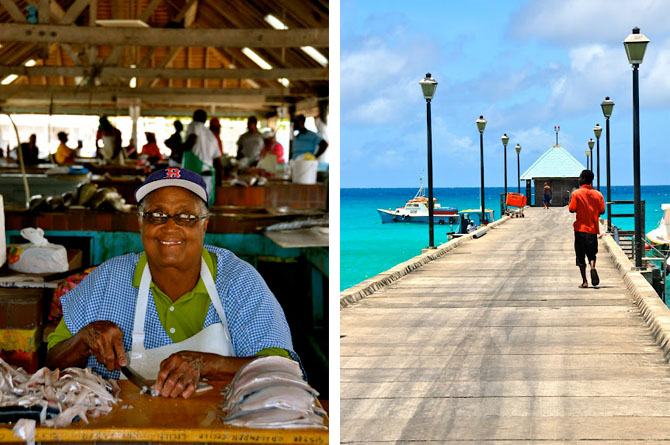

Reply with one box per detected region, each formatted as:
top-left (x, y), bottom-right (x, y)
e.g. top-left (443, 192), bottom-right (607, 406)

top-left (593, 124), bottom-right (603, 190)
top-left (601, 96), bottom-right (615, 232)
top-left (476, 116), bottom-right (487, 223)
top-left (501, 133), bottom-right (509, 212)
top-left (419, 73), bottom-right (437, 249)
top-left (623, 27), bottom-right (649, 268)
top-left (515, 143), bottom-right (521, 193)
top-left (587, 138), bottom-right (595, 171)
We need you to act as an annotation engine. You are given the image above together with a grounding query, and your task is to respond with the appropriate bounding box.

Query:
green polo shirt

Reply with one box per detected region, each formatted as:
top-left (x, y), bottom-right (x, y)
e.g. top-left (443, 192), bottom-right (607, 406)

top-left (47, 249), bottom-right (289, 359)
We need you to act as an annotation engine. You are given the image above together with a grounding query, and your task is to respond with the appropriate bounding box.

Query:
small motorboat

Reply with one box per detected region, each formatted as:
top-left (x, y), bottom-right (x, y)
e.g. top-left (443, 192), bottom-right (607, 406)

top-left (377, 184), bottom-right (458, 225)
top-left (646, 204), bottom-right (670, 276)
top-left (647, 204), bottom-right (670, 247)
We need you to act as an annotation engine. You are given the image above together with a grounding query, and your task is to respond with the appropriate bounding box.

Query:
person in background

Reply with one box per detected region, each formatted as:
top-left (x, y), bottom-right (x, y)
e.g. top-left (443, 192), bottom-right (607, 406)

top-left (542, 182), bottom-right (552, 210)
top-left (291, 115), bottom-right (328, 160)
top-left (55, 131), bottom-right (81, 165)
top-left (141, 132), bottom-right (163, 165)
top-left (20, 133), bottom-right (40, 165)
top-left (96, 116), bottom-right (123, 164)
top-left (165, 120), bottom-right (184, 167)
top-left (260, 130), bottom-right (285, 164)
top-left (45, 168), bottom-right (297, 398)
top-left (209, 117), bottom-right (224, 157)
top-left (569, 170), bottom-right (605, 288)
top-left (182, 109), bottom-right (222, 206)
top-left (236, 116), bottom-right (264, 166)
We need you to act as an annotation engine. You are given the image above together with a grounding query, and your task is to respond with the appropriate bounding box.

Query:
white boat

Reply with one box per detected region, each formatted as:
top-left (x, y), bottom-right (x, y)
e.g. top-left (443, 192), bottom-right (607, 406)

top-left (647, 204), bottom-right (670, 246)
top-left (376, 184), bottom-right (458, 224)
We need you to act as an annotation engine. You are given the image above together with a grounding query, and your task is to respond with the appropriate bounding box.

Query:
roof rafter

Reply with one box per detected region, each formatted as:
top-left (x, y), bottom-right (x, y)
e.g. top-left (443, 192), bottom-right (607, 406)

top-left (0, 23), bottom-right (328, 47)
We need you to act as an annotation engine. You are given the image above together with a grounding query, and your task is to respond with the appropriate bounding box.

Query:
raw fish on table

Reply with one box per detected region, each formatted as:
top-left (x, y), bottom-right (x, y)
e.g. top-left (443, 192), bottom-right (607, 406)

top-left (0, 358), bottom-right (119, 428)
top-left (221, 356), bottom-right (326, 430)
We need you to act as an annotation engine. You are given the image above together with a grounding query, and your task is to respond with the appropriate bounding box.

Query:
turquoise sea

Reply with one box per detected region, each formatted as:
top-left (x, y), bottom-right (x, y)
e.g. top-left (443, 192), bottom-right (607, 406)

top-left (340, 185), bottom-right (670, 291)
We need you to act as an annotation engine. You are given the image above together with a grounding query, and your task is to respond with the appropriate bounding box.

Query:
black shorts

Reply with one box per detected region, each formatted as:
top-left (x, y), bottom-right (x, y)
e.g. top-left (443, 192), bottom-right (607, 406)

top-left (574, 231), bottom-right (598, 266)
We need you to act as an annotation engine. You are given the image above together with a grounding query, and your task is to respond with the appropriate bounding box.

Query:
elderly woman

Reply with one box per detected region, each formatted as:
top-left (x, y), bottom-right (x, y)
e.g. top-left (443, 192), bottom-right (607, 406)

top-left (46, 167), bottom-right (296, 398)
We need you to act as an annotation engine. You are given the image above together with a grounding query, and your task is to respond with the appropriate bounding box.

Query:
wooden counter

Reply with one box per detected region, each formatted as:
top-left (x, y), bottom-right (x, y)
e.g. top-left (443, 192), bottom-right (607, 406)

top-left (0, 381), bottom-right (328, 443)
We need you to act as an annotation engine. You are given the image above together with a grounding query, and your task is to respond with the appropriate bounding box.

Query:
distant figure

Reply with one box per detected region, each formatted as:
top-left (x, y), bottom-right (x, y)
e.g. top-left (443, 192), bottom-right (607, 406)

top-left (182, 108), bottom-right (223, 206)
top-left (543, 182), bottom-right (552, 209)
top-left (291, 115), bottom-right (328, 160)
top-left (236, 116), bottom-right (264, 166)
top-left (95, 116), bottom-right (123, 164)
top-left (125, 138), bottom-right (137, 159)
top-left (569, 170), bottom-right (605, 288)
top-left (20, 133), bottom-right (40, 165)
top-left (209, 117), bottom-right (224, 156)
top-left (55, 132), bottom-right (81, 165)
top-left (141, 132), bottom-right (163, 165)
top-left (261, 129), bottom-right (285, 164)
top-left (164, 120), bottom-right (184, 167)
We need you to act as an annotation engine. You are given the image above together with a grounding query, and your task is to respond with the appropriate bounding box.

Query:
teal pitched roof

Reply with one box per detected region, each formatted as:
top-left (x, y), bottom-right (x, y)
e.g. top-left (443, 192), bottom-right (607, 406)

top-left (520, 145), bottom-right (585, 180)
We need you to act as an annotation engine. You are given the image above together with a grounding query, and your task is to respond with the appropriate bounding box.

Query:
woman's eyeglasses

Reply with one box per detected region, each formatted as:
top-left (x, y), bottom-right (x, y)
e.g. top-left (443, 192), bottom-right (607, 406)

top-left (139, 211), bottom-right (207, 227)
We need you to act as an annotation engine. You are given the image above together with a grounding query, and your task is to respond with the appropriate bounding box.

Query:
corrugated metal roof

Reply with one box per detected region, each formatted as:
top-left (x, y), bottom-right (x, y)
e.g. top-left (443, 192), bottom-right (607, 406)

top-left (520, 145), bottom-right (585, 180)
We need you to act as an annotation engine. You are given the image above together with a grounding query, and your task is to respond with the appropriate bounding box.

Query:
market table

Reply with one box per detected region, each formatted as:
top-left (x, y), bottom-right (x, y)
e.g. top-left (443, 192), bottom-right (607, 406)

top-left (0, 380), bottom-right (328, 444)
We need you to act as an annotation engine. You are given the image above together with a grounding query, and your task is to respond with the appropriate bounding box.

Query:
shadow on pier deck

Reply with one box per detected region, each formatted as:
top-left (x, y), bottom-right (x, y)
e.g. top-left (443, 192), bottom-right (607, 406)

top-left (340, 206), bottom-right (670, 443)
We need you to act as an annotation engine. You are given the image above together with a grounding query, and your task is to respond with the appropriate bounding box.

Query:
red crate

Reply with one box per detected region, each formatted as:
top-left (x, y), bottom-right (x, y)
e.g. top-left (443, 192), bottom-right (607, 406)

top-left (506, 193), bottom-right (527, 208)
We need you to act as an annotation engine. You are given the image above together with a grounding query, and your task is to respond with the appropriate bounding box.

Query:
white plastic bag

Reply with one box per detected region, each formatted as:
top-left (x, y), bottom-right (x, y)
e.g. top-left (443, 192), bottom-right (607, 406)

top-left (8, 227), bottom-right (68, 274)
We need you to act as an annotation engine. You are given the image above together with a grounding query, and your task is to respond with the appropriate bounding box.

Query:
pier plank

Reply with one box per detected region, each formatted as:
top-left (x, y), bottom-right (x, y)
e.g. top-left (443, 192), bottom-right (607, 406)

top-left (341, 207), bottom-right (670, 443)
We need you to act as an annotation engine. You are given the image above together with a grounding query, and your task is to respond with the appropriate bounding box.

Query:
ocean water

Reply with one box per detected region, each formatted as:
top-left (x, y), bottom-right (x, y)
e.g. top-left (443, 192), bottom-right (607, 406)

top-left (340, 185), bottom-right (670, 291)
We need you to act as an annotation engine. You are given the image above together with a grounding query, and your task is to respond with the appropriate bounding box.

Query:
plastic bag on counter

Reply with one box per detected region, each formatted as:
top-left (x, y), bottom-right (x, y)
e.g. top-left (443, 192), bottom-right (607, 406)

top-left (8, 227), bottom-right (68, 274)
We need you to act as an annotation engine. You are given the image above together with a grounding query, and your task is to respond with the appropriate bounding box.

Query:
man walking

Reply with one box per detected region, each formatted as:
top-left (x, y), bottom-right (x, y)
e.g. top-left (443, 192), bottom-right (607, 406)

top-left (569, 170), bottom-right (605, 288)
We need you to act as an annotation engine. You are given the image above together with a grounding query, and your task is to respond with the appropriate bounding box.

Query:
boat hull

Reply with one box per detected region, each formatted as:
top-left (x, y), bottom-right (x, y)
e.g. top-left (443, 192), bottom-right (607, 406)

top-left (377, 208), bottom-right (459, 224)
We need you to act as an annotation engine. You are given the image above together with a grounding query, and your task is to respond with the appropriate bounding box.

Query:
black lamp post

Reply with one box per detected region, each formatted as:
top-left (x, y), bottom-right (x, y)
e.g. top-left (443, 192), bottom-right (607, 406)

top-left (419, 73), bottom-right (438, 249)
top-left (515, 143), bottom-right (521, 193)
top-left (476, 115), bottom-right (487, 223)
top-left (501, 133), bottom-right (509, 211)
top-left (601, 97), bottom-right (615, 231)
top-left (587, 139), bottom-right (594, 171)
top-left (593, 124), bottom-right (602, 190)
top-left (624, 27), bottom-right (650, 269)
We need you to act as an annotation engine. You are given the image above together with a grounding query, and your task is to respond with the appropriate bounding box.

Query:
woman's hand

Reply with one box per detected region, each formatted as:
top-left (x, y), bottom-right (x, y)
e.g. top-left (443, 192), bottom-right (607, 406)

top-left (153, 351), bottom-right (204, 399)
top-left (80, 321), bottom-right (127, 371)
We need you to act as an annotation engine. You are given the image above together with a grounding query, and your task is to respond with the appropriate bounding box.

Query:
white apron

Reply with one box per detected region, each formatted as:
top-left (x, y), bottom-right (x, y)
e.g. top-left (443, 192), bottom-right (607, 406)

top-left (122, 258), bottom-right (234, 380)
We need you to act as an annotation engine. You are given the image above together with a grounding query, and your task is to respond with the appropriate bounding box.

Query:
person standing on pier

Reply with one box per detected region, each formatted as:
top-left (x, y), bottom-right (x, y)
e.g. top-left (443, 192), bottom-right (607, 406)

top-left (543, 182), bottom-right (552, 209)
top-left (569, 170), bottom-right (605, 288)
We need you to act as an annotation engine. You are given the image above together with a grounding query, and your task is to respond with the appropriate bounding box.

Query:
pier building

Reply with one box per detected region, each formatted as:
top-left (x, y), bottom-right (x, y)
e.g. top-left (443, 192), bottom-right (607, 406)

top-left (520, 145), bottom-right (585, 207)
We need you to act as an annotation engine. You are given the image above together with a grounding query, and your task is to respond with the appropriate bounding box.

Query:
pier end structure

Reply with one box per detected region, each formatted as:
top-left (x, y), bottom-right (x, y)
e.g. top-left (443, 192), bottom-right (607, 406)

top-left (521, 145), bottom-right (585, 207)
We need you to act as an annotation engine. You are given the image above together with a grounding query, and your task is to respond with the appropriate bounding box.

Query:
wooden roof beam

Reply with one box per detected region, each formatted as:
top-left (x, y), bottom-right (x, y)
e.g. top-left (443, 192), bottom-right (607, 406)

top-left (0, 0), bottom-right (27, 23)
top-left (139, 0), bottom-right (163, 22)
top-left (59, 0), bottom-right (91, 25)
top-left (0, 84), bottom-right (314, 99)
top-left (0, 23), bottom-right (328, 47)
top-left (0, 65), bottom-right (328, 80)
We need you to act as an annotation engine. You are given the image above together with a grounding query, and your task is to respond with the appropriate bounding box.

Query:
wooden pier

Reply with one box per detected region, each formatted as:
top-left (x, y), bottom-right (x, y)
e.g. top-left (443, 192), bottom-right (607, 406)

top-left (340, 206), bottom-right (670, 443)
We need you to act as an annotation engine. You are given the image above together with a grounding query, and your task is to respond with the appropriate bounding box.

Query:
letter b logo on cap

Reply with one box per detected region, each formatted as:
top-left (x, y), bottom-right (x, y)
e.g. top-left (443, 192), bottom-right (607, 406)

top-left (165, 168), bottom-right (181, 179)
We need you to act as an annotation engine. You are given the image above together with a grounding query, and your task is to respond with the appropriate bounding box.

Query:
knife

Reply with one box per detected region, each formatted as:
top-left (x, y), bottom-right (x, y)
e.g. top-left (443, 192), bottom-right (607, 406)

top-left (120, 365), bottom-right (153, 394)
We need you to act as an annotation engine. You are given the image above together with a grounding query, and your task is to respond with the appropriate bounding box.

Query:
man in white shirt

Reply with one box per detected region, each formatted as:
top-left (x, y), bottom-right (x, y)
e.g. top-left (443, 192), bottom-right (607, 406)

top-left (182, 109), bottom-right (222, 206)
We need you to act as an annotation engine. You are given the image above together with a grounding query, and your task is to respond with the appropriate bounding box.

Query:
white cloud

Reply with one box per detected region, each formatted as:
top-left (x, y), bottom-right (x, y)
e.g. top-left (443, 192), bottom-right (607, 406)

top-left (509, 127), bottom-right (554, 154)
top-left (641, 42), bottom-right (670, 105)
top-left (512, 0), bottom-right (669, 45)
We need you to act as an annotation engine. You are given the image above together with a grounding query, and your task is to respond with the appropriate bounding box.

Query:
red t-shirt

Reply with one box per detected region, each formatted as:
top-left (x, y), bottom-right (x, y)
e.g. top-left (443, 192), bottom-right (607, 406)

top-left (568, 184), bottom-right (605, 234)
top-left (141, 141), bottom-right (163, 160)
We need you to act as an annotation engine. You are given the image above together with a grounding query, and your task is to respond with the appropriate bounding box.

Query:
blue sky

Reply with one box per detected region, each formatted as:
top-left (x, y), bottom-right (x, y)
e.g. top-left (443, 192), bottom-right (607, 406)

top-left (340, 0), bottom-right (670, 187)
